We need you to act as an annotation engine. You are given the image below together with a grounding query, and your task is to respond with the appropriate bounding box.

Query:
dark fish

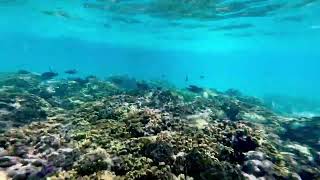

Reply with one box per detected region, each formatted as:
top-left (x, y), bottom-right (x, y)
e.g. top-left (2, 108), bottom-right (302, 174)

top-left (200, 75), bottom-right (205, 79)
top-left (41, 72), bottom-right (58, 80)
top-left (187, 85), bottom-right (204, 93)
top-left (17, 69), bottom-right (30, 74)
top-left (65, 69), bottom-right (78, 75)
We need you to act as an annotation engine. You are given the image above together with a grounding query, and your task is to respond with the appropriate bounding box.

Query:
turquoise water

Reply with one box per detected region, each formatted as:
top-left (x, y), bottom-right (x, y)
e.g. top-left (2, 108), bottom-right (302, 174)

top-left (1, 0), bottom-right (320, 108)
top-left (1, 1), bottom-right (320, 179)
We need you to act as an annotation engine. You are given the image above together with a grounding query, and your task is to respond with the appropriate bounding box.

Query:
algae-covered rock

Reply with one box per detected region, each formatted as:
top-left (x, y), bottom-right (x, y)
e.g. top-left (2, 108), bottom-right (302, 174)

top-left (48, 148), bottom-right (79, 169)
top-left (183, 149), bottom-right (244, 180)
top-left (184, 149), bottom-right (216, 176)
top-left (75, 148), bottom-right (113, 175)
top-left (143, 141), bottom-right (175, 165)
top-left (232, 130), bottom-right (259, 153)
top-left (200, 162), bottom-right (244, 180)
top-left (0, 92), bottom-right (48, 132)
top-left (0, 156), bottom-right (18, 168)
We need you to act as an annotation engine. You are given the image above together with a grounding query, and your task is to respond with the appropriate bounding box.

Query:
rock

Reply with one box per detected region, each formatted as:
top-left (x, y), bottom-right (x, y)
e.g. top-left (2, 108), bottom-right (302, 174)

top-left (34, 134), bottom-right (62, 157)
top-left (183, 149), bottom-right (244, 180)
top-left (11, 164), bottom-right (38, 180)
top-left (36, 164), bottom-right (56, 178)
top-left (316, 152), bottom-right (320, 165)
top-left (0, 93), bottom-right (48, 126)
top-left (242, 173), bottom-right (258, 180)
top-left (0, 122), bottom-right (9, 133)
top-left (0, 156), bottom-right (18, 168)
top-left (6, 164), bottom-right (23, 177)
top-left (48, 148), bottom-right (78, 169)
top-left (290, 173), bottom-right (302, 180)
top-left (128, 123), bottom-right (145, 137)
top-left (75, 148), bottom-right (113, 176)
top-left (221, 102), bottom-right (241, 121)
top-left (201, 162), bottom-right (244, 180)
top-left (232, 131), bottom-right (259, 153)
top-left (31, 159), bottom-right (46, 167)
top-left (243, 160), bottom-right (263, 176)
top-left (299, 167), bottom-right (320, 180)
top-left (11, 144), bottom-right (28, 157)
top-left (143, 142), bottom-right (175, 165)
top-left (19, 158), bottom-right (46, 167)
top-left (245, 151), bottom-right (266, 161)
top-left (242, 159), bottom-right (274, 177)
top-left (0, 148), bottom-right (8, 157)
top-left (184, 149), bottom-right (214, 176)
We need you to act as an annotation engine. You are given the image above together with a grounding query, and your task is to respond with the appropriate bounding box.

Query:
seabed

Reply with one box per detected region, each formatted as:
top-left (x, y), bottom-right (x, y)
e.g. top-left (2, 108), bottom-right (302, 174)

top-left (0, 72), bottom-right (319, 180)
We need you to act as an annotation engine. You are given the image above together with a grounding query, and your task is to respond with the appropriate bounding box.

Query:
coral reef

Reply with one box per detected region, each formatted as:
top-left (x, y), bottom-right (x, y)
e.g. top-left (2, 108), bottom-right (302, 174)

top-left (0, 72), bottom-right (319, 179)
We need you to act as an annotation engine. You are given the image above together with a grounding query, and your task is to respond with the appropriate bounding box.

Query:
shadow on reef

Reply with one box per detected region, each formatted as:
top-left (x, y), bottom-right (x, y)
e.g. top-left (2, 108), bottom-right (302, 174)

top-left (0, 71), bottom-right (319, 179)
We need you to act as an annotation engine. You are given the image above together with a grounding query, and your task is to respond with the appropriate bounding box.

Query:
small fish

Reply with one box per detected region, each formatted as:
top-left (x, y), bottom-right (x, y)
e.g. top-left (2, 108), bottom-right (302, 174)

top-left (187, 85), bottom-right (204, 93)
top-left (200, 75), bottom-right (205, 79)
top-left (65, 69), bottom-right (78, 75)
top-left (41, 71), bottom-right (58, 80)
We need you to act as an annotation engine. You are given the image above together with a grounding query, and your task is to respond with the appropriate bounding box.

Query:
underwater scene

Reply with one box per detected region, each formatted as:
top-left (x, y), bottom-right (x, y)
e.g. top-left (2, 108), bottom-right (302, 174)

top-left (1, 0), bottom-right (320, 179)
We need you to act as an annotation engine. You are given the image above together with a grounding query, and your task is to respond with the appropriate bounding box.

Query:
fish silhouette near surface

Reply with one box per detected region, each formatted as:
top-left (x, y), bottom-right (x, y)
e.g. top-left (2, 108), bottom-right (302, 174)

top-left (187, 85), bottom-right (204, 93)
top-left (65, 69), bottom-right (78, 75)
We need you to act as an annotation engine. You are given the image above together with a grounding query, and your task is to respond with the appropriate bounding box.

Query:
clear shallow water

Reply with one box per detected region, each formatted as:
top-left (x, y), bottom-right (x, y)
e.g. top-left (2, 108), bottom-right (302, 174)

top-left (1, 0), bottom-right (320, 111)
top-left (1, 1), bottom-right (320, 179)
